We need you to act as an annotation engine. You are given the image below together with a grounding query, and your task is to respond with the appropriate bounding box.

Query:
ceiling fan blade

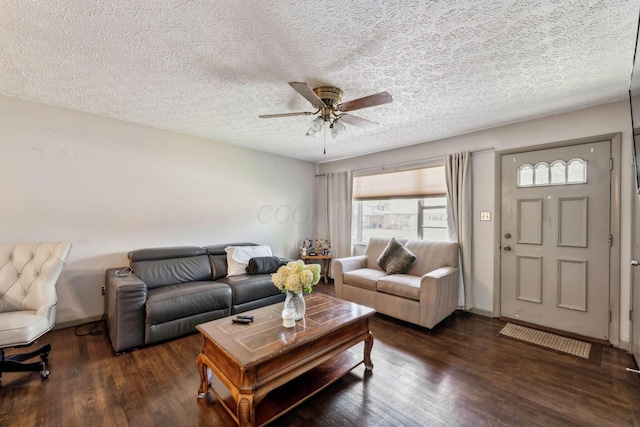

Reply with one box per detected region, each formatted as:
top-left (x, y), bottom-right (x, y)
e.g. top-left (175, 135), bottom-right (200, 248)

top-left (338, 113), bottom-right (379, 130)
top-left (289, 82), bottom-right (328, 109)
top-left (338, 91), bottom-right (393, 112)
top-left (259, 112), bottom-right (315, 118)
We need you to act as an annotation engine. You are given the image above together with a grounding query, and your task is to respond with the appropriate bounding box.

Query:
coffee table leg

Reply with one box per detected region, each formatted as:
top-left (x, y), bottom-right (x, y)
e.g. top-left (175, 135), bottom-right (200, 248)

top-left (238, 393), bottom-right (255, 427)
top-left (196, 355), bottom-right (209, 398)
top-left (364, 332), bottom-right (374, 371)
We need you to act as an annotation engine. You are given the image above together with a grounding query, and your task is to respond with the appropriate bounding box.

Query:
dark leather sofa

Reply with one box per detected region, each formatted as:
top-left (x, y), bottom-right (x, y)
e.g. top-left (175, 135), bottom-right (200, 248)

top-left (104, 243), bottom-right (286, 353)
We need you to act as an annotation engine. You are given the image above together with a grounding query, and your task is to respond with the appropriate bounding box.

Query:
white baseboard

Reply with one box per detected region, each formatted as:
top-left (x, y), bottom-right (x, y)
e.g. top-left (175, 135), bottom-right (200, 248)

top-left (54, 314), bottom-right (104, 331)
top-left (618, 340), bottom-right (631, 352)
top-left (468, 307), bottom-right (493, 318)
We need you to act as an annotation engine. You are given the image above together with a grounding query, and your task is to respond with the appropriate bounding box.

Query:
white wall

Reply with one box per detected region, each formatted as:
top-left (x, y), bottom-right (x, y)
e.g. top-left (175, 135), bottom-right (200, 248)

top-left (0, 96), bottom-right (317, 325)
top-left (318, 100), bottom-right (634, 345)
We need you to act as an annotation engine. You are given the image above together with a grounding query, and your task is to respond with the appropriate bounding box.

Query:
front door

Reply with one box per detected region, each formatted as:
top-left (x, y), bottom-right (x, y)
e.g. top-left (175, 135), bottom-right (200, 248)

top-left (632, 181), bottom-right (640, 364)
top-left (500, 141), bottom-right (611, 340)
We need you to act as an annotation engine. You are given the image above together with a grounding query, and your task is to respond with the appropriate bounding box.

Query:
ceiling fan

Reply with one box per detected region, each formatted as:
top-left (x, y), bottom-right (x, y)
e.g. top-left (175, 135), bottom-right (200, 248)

top-left (259, 82), bottom-right (392, 139)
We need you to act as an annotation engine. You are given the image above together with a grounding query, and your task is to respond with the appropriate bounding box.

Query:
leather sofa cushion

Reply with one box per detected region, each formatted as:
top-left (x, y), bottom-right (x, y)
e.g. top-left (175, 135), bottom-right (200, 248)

top-left (232, 293), bottom-right (286, 315)
top-left (377, 274), bottom-right (421, 301)
top-left (145, 281), bottom-right (231, 325)
top-left (216, 274), bottom-right (281, 305)
top-left (208, 254), bottom-right (228, 280)
top-left (343, 268), bottom-right (388, 291)
top-left (204, 243), bottom-right (259, 280)
top-left (129, 246), bottom-right (206, 262)
top-left (131, 255), bottom-right (212, 289)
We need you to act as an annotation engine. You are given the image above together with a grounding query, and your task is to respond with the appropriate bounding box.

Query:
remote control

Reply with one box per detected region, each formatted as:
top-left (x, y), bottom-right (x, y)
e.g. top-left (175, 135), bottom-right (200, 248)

top-left (236, 315), bottom-right (254, 320)
top-left (232, 318), bottom-right (252, 324)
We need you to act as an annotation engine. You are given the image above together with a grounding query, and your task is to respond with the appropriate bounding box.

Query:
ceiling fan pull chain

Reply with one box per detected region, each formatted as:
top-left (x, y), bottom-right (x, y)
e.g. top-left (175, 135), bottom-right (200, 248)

top-left (323, 125), bottom-right (327, 155)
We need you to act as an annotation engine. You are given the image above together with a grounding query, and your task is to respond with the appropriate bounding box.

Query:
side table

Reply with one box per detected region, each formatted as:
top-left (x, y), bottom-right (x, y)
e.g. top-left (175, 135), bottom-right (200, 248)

top-left (301, 255), bottom-right (332, 283)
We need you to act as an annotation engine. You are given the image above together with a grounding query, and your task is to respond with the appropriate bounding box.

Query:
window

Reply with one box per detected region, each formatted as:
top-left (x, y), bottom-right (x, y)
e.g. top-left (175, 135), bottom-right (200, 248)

top-left (351, 165), bottom-right (449, 244)
top-left (419, 196), bottom-right (448, 240)
top-left (517, 158), bottom-right (587, 187)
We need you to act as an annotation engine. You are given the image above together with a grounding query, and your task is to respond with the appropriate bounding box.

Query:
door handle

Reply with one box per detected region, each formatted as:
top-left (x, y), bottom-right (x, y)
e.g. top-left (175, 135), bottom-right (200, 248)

top-left (504, 246), bottom-right (511, 252)
top-left (632, 260), bottom-right (640, 267)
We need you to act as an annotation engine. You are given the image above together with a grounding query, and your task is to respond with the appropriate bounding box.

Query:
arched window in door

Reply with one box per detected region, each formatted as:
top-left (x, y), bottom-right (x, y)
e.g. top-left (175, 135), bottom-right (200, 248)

top-left (517, 158), bottom-right (587, 188)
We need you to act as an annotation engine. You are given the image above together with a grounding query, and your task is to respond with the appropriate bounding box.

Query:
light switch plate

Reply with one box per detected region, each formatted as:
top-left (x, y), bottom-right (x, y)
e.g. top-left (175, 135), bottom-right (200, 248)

top-left (480, 211), bottom-right (491, 221)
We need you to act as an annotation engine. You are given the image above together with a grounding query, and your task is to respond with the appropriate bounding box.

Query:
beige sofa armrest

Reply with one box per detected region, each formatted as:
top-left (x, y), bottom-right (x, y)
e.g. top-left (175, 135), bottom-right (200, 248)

top-left (419, 266), bottom-right (459, 329)
top-left (332, 255), bottom-right (367, 298)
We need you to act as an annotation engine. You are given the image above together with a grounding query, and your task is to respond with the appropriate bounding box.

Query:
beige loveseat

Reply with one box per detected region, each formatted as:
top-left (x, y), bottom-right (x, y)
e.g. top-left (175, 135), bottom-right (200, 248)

top-left (334, 237), bottom-right (460, 329)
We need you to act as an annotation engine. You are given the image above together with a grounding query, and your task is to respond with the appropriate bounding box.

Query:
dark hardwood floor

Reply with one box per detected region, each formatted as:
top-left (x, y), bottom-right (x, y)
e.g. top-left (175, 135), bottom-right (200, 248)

top-left (2, 283), bottom-right (640, 426)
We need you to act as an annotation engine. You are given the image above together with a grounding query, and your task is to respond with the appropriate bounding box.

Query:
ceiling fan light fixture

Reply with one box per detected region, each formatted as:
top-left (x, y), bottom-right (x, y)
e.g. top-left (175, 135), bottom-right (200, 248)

top-left (330, 119), bottom-right (346, 139)
top-left (306, 127), bottom-right (320, 138)
top-left (309, 116), bottom-right (324, 132)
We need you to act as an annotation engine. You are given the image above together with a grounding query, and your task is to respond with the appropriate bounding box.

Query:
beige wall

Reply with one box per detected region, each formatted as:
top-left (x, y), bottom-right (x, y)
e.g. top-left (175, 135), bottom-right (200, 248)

top-left (0, 96), bottom-right (318, 325)
top-left (318, 100), bottom-right (634, 346)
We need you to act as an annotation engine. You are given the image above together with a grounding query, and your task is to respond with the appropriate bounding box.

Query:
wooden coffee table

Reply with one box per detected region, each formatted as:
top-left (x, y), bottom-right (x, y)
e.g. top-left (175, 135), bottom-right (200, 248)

top-left (196, 293), bottom-right (375, 427)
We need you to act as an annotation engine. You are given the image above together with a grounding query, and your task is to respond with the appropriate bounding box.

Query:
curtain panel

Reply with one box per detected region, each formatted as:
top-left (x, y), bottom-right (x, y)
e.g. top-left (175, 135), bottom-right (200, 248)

top-left (318, 171), bottom-right (353, 277)
top-left (445, 152), bottom-right (474, 310)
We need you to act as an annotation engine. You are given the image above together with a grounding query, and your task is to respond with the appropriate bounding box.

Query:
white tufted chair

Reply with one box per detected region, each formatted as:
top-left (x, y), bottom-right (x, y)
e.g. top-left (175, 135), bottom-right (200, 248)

top-left (0, 242), bottom-right (71, 379)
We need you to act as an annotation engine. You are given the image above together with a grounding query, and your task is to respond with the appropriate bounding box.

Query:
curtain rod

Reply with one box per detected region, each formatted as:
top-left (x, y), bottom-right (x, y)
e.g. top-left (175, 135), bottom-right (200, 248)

top-left (352, 146), bottom-right (495, 174)
top-left (315, 147), bottom-right (494, 177)
top-left (470, 146), bottom-right (495, 154)
top-left (352, 157), bottom-right (442, 174)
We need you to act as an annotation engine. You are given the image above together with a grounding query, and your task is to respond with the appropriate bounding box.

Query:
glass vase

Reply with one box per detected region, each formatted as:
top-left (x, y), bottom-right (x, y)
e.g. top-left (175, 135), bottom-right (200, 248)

top-left (284, 291), bottom-right (306, 321)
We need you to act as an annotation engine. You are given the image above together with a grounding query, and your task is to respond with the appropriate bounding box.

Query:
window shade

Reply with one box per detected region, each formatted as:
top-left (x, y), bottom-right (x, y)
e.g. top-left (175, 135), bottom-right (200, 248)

top-left (353, 165), bottom-right (446, 200)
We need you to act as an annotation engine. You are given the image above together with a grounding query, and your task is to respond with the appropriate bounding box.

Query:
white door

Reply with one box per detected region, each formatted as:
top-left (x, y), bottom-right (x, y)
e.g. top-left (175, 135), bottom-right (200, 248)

top-left (500, 141), bottom-right (611, 340)
top-left (632, 184), bottom-right (640, 364)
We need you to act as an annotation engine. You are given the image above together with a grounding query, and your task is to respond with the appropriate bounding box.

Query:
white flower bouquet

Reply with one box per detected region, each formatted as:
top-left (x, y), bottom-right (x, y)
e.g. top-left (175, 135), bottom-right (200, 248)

top-left (272, 260), bottom-right (321, 294)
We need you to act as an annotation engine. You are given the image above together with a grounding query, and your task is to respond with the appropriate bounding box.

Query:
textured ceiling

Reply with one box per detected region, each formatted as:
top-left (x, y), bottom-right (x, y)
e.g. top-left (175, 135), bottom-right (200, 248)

top-left (1, 1), bottom-right (638, 163)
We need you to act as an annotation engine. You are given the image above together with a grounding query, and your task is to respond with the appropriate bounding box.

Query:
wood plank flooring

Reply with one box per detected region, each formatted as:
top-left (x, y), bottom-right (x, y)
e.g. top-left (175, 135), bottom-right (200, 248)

top-left (2, 283), bottom-right (640, 426)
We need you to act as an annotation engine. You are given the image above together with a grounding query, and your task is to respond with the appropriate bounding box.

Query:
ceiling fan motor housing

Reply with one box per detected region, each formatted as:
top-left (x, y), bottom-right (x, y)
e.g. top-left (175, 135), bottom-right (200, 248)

top-left (313, 86), bottom-right (343, 108)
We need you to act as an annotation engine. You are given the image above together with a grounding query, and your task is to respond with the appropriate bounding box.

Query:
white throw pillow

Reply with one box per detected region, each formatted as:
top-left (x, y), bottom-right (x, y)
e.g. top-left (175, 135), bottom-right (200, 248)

top-left (225, 245), bottom-right (273, 276)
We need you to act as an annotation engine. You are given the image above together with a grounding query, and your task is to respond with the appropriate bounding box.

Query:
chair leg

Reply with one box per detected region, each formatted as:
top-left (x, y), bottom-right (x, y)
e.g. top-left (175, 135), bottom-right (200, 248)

top-left (5, 343), bottom-right (51, 363)
top-left (0, 343), bottom-right (52, 379)
top-left (0, 360), bottom-right (49, 378)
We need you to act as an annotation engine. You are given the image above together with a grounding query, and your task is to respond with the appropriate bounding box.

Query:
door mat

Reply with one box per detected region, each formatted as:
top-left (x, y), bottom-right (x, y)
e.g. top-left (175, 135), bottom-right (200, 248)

top-left (498, 323), bottom-right (601, 365)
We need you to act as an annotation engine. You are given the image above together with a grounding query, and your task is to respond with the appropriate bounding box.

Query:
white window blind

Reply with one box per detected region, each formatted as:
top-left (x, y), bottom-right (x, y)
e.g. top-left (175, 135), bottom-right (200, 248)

top-left (353, 165), bottom-right (446, 200)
